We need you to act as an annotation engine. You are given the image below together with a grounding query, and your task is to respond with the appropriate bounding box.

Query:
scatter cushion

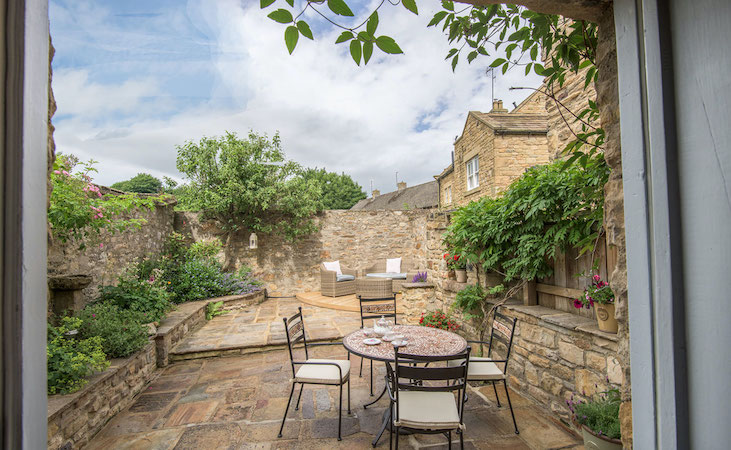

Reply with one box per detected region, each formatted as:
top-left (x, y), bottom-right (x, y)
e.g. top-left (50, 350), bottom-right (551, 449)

top-left (336, 274), bottom-right (355, 282)
top-left (448, 357), bottom-right (505, 381)
top-left (395, 391), bottom-right (461, 429)
top-left (323, 260), bottom-right (342, 275)
top-left (294, 359), bottom-right (350, 385)
top-left (386, 257), bottom-right (402, 274)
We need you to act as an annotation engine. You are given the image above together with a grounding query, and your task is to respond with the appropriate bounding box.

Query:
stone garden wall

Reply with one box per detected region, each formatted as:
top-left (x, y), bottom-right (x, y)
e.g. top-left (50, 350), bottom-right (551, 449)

top-left (178, 209), bottom-right (432, 296)
top-left (47, 199), bottom-right (176, 310)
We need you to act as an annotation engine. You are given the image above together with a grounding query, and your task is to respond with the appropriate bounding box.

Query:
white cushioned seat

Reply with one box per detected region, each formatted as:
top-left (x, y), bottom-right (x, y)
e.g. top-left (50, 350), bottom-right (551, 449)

top-left (294, 359), bottom-right (350, 385)
top-left (448, 357), bottom-right (505, 381)
top-left (395, 391), bottom-right (461, 430)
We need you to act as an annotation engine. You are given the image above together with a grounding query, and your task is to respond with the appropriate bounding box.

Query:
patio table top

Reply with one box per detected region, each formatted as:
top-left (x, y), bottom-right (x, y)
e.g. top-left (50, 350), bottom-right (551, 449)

top-left (342, 325), bottom-right (467, 362)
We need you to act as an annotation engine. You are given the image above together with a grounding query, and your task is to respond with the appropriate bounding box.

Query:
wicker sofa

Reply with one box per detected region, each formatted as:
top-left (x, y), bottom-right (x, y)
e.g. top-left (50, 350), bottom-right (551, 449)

top-left (320, 263), bottom-right (357, 297)
top-left (363, 258), bottom-right (422, 293)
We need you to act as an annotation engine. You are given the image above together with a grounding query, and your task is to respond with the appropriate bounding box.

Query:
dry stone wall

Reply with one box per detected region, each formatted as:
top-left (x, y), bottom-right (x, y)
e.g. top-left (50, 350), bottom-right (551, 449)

top-left (178, 210), bottom-right (431, 296)
top-left (47, 201), bottom-right (176, 309)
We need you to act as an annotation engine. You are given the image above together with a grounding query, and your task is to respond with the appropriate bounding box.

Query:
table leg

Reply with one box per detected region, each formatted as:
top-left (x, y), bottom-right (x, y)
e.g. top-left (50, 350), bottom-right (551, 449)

top-left (372, 405), bottom-right (391, 447)
top-left (364, 382), bottom-right (387, 409)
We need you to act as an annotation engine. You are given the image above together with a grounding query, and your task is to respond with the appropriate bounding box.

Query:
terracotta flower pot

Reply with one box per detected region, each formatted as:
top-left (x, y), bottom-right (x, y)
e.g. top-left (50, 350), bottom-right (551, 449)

top-left (594, 303), bottom-right (618, 333)
top-left (455, 269), bottom-right (467, 283)
top-left (581, 425), bottom-right (622, 450)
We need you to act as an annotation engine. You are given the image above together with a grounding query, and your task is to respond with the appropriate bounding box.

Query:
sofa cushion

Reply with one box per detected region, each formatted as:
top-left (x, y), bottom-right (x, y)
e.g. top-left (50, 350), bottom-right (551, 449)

top-left (336, 274), bottom-right (355, 282)
top-left (323, 260), bottom-right (342, 275)
top-left (366, 272), bottom-right (407, 280)
top-left (386, 257), bottom-right (402, 273)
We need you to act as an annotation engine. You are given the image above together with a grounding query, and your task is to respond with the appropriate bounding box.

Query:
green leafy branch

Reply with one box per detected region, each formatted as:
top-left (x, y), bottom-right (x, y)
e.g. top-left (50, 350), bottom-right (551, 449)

top-left (260, 0), bottom-right (415, 64)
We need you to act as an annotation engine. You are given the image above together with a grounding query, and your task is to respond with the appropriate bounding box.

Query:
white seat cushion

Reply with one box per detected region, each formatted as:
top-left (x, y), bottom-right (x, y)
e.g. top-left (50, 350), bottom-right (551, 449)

top-left (294, 359), bottom-right (350, 385)
top-left (448, 357), bottom-right (506, 381)
top-left (395, 391), bottom-right (461, 430)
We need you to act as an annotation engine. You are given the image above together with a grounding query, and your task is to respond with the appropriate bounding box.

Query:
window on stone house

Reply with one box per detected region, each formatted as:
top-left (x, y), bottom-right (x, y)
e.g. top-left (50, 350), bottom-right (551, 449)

top-left (444, 186), bottom-right (452, 204)
top-left (466, 156), bottom-right (479, 190)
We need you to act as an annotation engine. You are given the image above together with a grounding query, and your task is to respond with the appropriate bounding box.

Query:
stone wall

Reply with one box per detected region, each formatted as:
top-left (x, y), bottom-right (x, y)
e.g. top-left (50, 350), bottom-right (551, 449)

top-left (47, 341), bottom-right (158, 450)
top-left (47, 201), bottom-right (176, 309)
top-left (450, 114), bottom-right (497, 206)
top-left (178, 209), bottom-right (431, 296)
top-left (493, 133), bottom-right (551, 195)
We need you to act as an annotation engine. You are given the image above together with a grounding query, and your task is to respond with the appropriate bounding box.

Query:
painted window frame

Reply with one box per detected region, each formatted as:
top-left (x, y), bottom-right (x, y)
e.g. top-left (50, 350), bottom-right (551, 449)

top-left (466, 156), bottom-right (479, 190)
top-left (444, 186), bottom-right (452, 204)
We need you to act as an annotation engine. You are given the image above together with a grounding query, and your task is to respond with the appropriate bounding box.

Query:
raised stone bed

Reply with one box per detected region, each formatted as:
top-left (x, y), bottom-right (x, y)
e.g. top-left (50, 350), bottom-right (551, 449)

top-left (47, 341), bottom-right (157, 450)
top-left (47, 289), bottom-right (266, 449)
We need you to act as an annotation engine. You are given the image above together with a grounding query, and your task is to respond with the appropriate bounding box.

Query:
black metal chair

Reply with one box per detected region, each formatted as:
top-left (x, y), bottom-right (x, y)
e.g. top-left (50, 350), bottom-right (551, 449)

top-left (357, 286), bottom-right (397, 396)
top-left (278, 306), bottom-right (351, 441)
top-left (450, 308), bottom-right (519, 434)
top-left (386, 347), bottom-right (471, 450)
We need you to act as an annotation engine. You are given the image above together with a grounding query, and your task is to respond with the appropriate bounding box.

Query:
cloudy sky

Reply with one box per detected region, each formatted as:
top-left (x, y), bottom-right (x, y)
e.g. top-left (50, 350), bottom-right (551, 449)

top-left (49, 0), bottom-right (542, 194)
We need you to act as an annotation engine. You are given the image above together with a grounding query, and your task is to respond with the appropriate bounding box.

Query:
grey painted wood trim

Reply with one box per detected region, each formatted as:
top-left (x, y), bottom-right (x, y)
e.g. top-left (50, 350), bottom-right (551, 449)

top-left (615, 0), bottom-right (689, 448)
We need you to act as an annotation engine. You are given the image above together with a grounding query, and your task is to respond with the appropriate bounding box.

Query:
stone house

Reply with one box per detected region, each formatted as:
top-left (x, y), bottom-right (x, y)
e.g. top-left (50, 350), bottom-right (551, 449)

top-left (436, 92), bottom-right (551, 208)
top-left (350, 180), bottom-right (438, 211)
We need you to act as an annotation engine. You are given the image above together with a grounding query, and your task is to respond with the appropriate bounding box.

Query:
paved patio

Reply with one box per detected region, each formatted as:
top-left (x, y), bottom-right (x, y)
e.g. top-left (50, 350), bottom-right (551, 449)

top-left (87, 343), bottom-right (582, 449)
top-left (170, 299), bottom-right (367, 360)
top-left (296, 291), bottom-right (405, 313)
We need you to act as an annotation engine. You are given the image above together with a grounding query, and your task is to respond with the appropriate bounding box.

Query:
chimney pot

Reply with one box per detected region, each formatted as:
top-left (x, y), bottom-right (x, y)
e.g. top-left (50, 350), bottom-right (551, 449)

top-left (397, 181), bottom-right (407, 191)
top-left (492, 100), bottom-right (500, 110)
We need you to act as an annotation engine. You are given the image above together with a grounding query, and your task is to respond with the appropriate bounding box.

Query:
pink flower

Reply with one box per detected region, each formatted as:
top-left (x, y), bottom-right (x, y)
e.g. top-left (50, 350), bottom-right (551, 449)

top-left (62, 170), bottom-right (69, 176)
top-left (53, 170), bottom-right (61, 174)
top-left (99, 243), bottom-right (103, 249)
top-left (92, 314), bottom-right (96, 318)
top-left (593, 274), bottom-right (601, 282)
top-left (573, 299), bottom-right (583, 309)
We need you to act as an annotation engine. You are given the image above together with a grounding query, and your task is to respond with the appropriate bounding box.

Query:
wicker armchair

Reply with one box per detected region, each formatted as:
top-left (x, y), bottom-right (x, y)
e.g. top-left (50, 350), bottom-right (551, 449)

top-left (363, 258), bottom-right (421, 293)
top-left (320, 263), bottom-right (357, 297)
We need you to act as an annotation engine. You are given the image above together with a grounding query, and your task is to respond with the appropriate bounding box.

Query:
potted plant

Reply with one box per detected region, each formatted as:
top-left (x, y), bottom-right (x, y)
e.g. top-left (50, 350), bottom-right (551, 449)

top-left (574, 274), bottom-right (617, 333)
top-left (419, 310), bottom-right (459, 331)
top-left (568, 388), bottom-right (622, 449)
top-left (442, 252), bottom-right (455, 279)
top-left (444, 252), bottom-right (467, 282)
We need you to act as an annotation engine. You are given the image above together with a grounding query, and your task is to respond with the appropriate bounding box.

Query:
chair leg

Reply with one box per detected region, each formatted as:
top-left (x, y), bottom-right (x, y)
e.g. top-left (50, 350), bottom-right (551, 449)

top-left (395, 426), bottom-right (400, 450)
top-left (294, 384), bottom-right (304, 410)
top-left (448, 430), bottom-right (452, 450)
top-left (347, 378), bottom-right (352, 414)
top-left (459, 428), bottom-right (464, 449)
top-left (278, 383), bottom-right (296, 438)
top-left (503, 380), bottom-right (519, 434)
top-left (389, 403), bottom-right (393, 450)
top-left (493, 381), bottom-right (501, 407)
top-left (338, 382), bottom-right (343, 441)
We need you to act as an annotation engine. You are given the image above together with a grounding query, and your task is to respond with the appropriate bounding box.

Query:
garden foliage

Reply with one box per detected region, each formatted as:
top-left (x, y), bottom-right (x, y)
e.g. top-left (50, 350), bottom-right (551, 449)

top-left (77, 303), bottom-right (150, 359)
top-left (419, 310), bottom-right (459, 331)
top-left (444, 155), bottom-right (609, 286)
top-left (47, 317), bottom-right (109, 395)
top-left (111, 173), bottom-right (163, 193)
top-left (302, 167), bottom-right (367, 209)
top-left (570, 388), bottom-right (621, 440)
top-left (97, 270), bottom-right (173, 322)
top-left (49, 154), bottom-right (164, 246)
top-left (176, 131), bottom-right (322, 241)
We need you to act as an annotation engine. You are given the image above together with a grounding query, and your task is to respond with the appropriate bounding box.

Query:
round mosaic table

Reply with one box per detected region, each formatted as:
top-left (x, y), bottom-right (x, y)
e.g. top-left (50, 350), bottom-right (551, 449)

top-left (342, 325), bottom-right (467, 447)
top-left (343, 325), bottom-right (467, 362)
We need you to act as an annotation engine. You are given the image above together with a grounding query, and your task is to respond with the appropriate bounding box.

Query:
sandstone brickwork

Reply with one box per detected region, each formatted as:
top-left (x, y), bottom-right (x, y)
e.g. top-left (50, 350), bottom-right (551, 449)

top-left (47, 201), bottom-right (176, 309)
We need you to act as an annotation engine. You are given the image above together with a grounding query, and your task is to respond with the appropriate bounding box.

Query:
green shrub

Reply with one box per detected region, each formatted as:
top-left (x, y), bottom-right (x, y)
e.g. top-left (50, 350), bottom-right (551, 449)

top-left (206, 300), bottom-right (227, 320)
top-left (47, 317), bottom-right (109, 395)
top-left (78, 303), bottom-right (149, 358)
top-left (187, 239), bottom-right (222, 262)
top-left (454, 284), bottom-right (487, 320)
top-left (98, 270), bottom-right (172, 322)
top-left (570, 388), bottom-right (621, 440)
top-left (166, 258), bottom-right (231, 303)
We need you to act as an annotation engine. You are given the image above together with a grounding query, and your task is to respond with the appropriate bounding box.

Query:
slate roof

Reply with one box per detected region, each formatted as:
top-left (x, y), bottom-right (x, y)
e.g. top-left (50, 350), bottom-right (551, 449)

top-left (350, 180), bottom-right (438, 211)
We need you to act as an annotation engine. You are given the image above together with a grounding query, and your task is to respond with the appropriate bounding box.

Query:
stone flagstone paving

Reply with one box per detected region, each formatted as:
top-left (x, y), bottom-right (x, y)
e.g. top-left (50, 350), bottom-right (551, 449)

top-left (171, 298), bottom-right (367, 359)
top-left (87, 342), bottom-right (583, 449)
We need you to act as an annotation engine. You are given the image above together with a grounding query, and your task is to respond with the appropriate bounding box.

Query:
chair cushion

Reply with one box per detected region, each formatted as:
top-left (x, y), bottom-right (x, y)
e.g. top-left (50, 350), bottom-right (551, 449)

top-left (323, 260), bottom-right (342, 275)
top-left (294, 359), bottom-right (350, 385)
top-left (448, 357), bottom-right (505, 381)
top-left (366, 272), bottom-right (407, 280)
top-left (386, 257), bottom-right (402, 273)
top-left (336, 274), bottom-right (355, 282)
top-left (395, 391), bottom-right (461, 430)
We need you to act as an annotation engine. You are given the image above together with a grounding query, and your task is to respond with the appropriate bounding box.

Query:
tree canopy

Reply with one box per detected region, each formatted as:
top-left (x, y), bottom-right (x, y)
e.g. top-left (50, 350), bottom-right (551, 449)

top-left (302, 168), bottom-right (366, 210)
top-left (176, 131), bottom-right (322, 241)
top-left (111, 173), bottom-right (163, 193)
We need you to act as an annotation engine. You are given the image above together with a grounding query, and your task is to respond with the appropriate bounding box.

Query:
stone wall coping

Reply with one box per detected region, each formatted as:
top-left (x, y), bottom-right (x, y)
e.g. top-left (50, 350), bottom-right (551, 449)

top-left (47, 341), bottom-right (155, 421)
top-left (501, 303), bottom-right (619, 343)
top-left (155, 290), bottom-right (265, 336)
top-left (402, 282), bottom-right (435, 289)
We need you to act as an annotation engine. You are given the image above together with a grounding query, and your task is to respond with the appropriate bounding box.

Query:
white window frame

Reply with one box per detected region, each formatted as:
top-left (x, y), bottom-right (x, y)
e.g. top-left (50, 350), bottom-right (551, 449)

top-left (444, 186), bottom-right (452, 204)
top-left (466, 156), bottom-right (479, 190)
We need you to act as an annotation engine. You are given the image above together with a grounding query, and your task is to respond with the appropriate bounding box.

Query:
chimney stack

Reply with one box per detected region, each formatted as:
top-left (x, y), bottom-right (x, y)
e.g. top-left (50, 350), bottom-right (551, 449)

top-left (490, 99), bottom-right (508, 113)
top-left (372, 189), bottom-right (380, 198)
top-left (397, 181), bottom-right (407, 191)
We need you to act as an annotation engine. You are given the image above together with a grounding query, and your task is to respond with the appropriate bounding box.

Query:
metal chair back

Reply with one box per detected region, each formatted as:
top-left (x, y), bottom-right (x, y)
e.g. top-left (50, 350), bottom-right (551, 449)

top-left (283, 306), bottom-right (309, 377)
top-left (388, 347), bottom-right (471, 425)
top-left (487, 309), bottom-right (517, 371)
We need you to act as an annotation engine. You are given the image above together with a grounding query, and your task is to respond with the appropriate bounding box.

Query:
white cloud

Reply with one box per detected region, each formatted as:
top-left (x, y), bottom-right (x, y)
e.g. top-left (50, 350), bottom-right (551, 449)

top-left (51, 0), bottom-right (543, 192)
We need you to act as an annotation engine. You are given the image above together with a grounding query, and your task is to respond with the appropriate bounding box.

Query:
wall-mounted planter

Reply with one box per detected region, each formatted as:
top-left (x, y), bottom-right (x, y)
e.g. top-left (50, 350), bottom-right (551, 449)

top-left (594, 303), bottom-right (618, 333)
top-left (455, 269), bottom-right (467, 283)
